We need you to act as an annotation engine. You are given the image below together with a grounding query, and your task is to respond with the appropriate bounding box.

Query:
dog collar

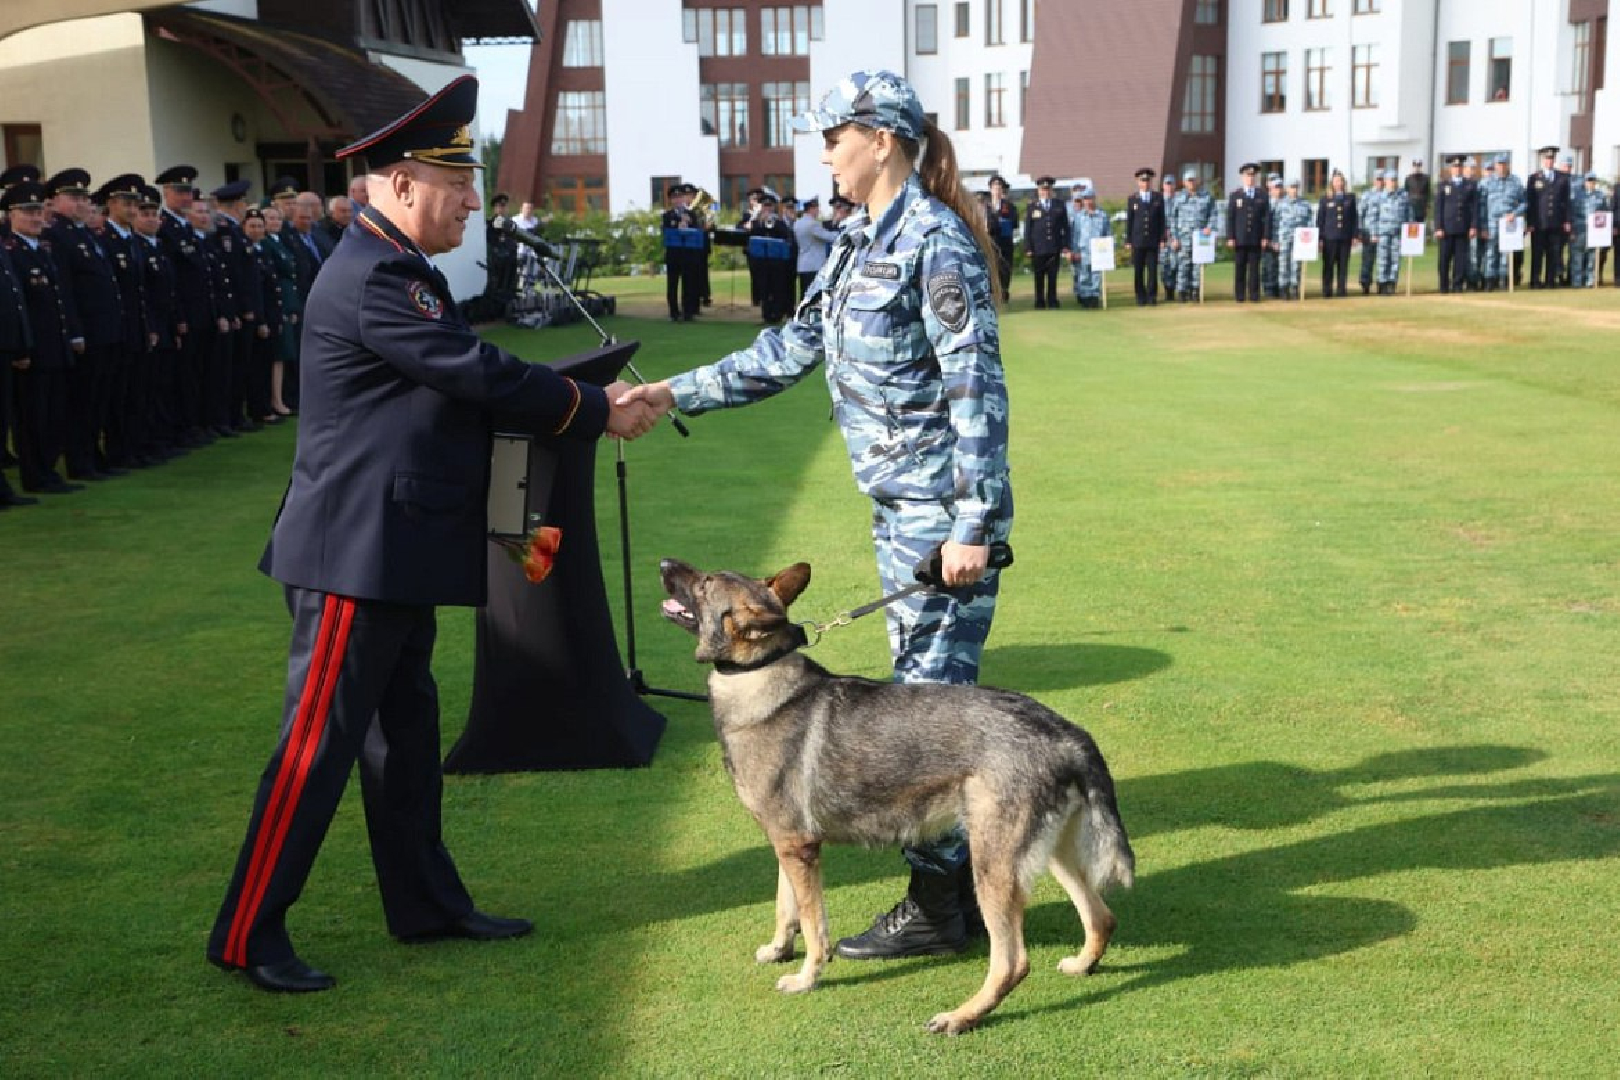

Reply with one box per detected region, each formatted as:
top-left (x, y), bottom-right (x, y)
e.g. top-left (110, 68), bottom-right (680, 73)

top-left (714, 624), bottom-right (809, 674)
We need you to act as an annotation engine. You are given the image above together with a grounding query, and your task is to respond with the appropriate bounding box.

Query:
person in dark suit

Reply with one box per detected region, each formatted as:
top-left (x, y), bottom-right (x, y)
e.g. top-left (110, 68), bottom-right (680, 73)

top-left (154, 166), bottom-right (214, 448)
top-left (0, 192), bottom-right (36, 508)
top-left (661, 183), bottom-right (704, 322)
top-left (4, 179), bottom-right (81, 496)
top-left (986, 174), bottom-right (1018, 298)
top-left (1226, 162), bottom-right (1271, 302)
top-left (43, 168), bottom-right (115, 481)
top-left (1405, 159), bottom-right (1431, 225)
top-left (210, 180), bottom-right (261, 433)
top-left (1316, 169), bottom-right (1358, 298)
top-left (1526, 145), bottom-right (1572, 289)
top-left (0, 163), bottom-right (40, 469)
top-left (1023, 175), bottom-right (1070, 308)
top-left (1124, 167), bottom-right (1165, 306)
top-left (96, 175), bottom-right (158, 469)
top-left (205, 75), bottom-right (656, 995)
top-left (1434, 155), bottom-right (1478, 294)
top-left (132, 184), bottom-right (183, 455)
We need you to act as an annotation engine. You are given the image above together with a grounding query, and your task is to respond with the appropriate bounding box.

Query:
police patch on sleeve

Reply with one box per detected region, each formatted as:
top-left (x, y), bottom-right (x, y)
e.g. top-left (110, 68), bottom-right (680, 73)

top-left (408, 279), bottom-right (444, 320)
top-left (926, 270), bottom-right (970, 334)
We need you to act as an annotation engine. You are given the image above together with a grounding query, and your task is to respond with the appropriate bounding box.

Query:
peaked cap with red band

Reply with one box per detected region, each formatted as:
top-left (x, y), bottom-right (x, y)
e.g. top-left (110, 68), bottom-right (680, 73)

top-left (337, 74), bottom-right (483, 170)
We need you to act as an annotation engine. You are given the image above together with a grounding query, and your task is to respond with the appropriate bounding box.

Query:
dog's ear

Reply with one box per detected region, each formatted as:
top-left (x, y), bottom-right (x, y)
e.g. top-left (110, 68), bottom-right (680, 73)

top-left (766, 563), bottom-right (812, 608)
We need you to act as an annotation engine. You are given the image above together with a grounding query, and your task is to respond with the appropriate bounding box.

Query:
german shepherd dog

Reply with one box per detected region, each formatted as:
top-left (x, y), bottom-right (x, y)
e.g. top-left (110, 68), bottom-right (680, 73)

top-left (659, 558), bottom-right (1135, 1034)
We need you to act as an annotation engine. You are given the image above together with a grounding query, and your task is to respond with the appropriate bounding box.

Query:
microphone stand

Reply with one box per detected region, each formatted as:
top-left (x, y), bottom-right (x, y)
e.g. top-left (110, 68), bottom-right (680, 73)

top-left (529, 250), bottom-right (707, 704)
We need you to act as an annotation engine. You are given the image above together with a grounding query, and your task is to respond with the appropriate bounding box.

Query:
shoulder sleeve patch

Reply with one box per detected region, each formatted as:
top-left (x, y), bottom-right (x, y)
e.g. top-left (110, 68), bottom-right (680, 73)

top-left (926, 270), bottom-right (970, 334)
top-left (407, 279), bottom-right (444, 320)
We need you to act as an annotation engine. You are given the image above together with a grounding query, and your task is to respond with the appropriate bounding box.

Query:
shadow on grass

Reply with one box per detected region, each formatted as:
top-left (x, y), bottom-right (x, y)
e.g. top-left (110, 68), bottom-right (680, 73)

top-left (982, 641), bottom-right (1173, 692)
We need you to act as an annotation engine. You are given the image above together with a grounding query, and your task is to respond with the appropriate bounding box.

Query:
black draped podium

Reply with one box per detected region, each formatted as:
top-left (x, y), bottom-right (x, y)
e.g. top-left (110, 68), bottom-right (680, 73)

top-left (445, 342), bottom-right (666, 773)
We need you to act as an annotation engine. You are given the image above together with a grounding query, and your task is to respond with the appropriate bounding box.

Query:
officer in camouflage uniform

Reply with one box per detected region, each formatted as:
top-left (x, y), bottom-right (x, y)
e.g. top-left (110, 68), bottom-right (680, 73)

top-left (1570, 172), bottom-right (1608, 288)
top-left (1261, 174), bottom-right (1284, 298)
top-left (1168, 167), bottom-right (1217, 301)
top-left (1067, 184), bottom-right (1111, 308)
top-left (1159, 174), bottom-right (1179, 302)
top-left (1358, 172), bottom-right (1387, 295)
top-left (1374, 169), bottom-right (1409, 294)
top-left (628, 69), bottom-right (1012, 962)
top-left (1466, 157), bottom-right (1491, 291)
top-left (1273, 178), bottom-right (1312, 300)
top-left (1478, 155), bottom-right (1526, 291)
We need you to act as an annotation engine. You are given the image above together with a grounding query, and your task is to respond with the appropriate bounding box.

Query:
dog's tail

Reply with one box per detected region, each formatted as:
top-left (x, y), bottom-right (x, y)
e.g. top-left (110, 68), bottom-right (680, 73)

top-left (1067, 735), bottom-right (1135, 892)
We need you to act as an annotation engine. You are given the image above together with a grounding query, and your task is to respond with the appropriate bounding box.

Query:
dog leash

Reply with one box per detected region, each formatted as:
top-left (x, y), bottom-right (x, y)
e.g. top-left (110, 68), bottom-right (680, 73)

top-left (798, 541), bottom-right (1014, 644)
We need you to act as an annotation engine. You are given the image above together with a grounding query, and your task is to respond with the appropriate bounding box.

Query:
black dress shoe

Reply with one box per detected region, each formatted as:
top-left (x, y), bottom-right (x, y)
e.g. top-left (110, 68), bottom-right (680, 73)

top-left (0, 493), bottom-right (39, 507)
top-left (399, 910), bottom-right (533, 945)
top-left (211, 954), bottom-right (336, 993)
top-left (27, 480), bottom-right (84, 494)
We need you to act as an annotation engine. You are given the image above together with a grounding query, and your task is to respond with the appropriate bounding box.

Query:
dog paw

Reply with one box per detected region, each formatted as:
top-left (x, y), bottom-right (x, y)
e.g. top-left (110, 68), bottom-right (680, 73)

top-left (1058, 954), bottom-right (1101, 977)
top-left (925, 1011), bottom-right (978, 1036)
top-left (755, 942), bottom-right (795, 964)
top-left (775, 972), bottom-right (818, 994)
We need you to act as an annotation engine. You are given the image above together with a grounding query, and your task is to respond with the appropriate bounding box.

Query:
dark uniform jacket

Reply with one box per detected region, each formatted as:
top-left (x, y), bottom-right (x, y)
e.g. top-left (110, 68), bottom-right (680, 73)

top-left (1316, 192), bottom-right (1359, 241)
top-left (988, 200), bottom-right (1018, 246)
top-left (5, 237), bottom-right (77, 369)
top-left (1526, 170), bottom-right (1572, 232)
top-left (212, 214), bottom-right (258, 323)
top-left (44, 217), bottom-right (117, 348)
top-left (1126, 190), bottom-right (1166, 248)
top-left (101, 227), bottom-right (148, 353)
top-left (1023, 197), bottom-right (1070, 255)
top-left (279, 223), bottom-right (322, 297)
top-left (1404, 172), bottom-right (1431, 222)
top-left (259, 205), bottom-right (611, 608)
top-left (0, 246), bottom-right (32, 357)
top-left (135, 236), bottom-right (178, 351)
top-left (1226, 187), bottom-right (1271, 246)
top-left (1434, 176), bottom-right (1479, 235)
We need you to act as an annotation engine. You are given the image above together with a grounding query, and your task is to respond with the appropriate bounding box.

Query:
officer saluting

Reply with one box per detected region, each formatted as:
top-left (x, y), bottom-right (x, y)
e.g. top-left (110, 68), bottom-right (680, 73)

top-left (206, 75), bottom-right (655, 994)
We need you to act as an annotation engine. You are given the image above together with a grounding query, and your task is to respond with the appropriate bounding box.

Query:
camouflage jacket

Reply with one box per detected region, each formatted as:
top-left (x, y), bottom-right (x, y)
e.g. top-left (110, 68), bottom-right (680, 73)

top-left (1271, 196), bottom-right (1314, 241)
top-left (1068, 207), bottom-right (1112, 258)
top-left (1478, 174), bottom-right (1526, 234)
top-left (669, 173), bottom-right (1011, 545)
top-left (1376, 190), bottom-right (1411, 237)
top-left (1360, 189), bottom-right (1387, 237)
top-left (1168, 189), bottom-right (1218, 238)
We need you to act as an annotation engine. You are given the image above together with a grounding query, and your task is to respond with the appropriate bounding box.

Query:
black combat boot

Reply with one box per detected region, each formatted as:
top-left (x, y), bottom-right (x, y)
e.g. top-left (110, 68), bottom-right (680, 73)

top-left (835, 866), bottom-right (969, 960)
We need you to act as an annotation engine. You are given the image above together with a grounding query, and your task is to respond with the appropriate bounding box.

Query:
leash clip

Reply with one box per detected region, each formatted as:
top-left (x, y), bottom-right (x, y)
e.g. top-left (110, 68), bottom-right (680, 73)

top-left (795, 620), bottom-right (826, 646)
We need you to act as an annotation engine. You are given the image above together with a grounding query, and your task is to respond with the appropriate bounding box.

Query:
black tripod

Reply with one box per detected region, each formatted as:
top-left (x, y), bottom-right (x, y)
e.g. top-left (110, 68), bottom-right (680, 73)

top-left (530, 253), bottom-right (706, 704)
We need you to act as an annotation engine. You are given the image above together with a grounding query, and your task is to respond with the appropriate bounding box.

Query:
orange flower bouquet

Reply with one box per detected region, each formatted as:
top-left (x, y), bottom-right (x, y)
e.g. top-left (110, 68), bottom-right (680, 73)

top-left (493, 525), bottom-right (562, 584)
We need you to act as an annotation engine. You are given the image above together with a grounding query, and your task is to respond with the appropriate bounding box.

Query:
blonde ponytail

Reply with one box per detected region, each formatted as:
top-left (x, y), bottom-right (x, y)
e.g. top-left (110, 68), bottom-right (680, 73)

top-left (900, 119), bottom-right (1004, 304)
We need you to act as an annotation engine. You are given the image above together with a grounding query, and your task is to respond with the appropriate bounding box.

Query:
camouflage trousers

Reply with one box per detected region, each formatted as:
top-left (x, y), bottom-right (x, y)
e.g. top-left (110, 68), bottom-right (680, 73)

top-left (1072, 258), bottom-right (1102, 300)
top-left (872, 496), bottom-right (1010, 874)
top-left (1170, 234), bottom-right (1203, 294)
top-left (1161, 244), bottom-right (1184, 297)
top-left (1481, 233), bottom-right (1512, 282)
top-left (1276, 242), bottom-right (1300, 289)
top-left (1359, 238), bottom-right (1379, 288)
top-left (1571, 242), bottom-right (1596, 287)
top-left (1375, 232), bottom-right (1403, 284)
top-left (1261, 248), bottom-right (1280, 296)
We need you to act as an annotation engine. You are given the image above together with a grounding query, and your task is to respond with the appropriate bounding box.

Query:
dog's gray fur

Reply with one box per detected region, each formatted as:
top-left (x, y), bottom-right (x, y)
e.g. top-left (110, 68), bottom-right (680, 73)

top-left (660, 558), bottom-right (1135, 1034)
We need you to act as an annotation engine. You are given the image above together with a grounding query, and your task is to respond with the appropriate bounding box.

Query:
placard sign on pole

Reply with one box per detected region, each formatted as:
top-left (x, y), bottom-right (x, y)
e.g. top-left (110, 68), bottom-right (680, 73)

top-left (1589, 211), bottom-right (1613, 250)
top-left (1400, 223), bottom-right (1426, 297)
top-left (1089, 237), bottom-right (1115, 310)
top-left (1293, 227), bottom-right (1319, 301)
top-left (1498, 217), bottom-right (1524, 293)
top-left (1192, 232), bottom-right (1216, 304)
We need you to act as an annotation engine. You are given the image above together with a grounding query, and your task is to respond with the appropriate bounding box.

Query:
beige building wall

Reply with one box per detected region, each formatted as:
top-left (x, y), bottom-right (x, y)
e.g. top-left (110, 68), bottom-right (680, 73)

top-left (0, 14), bottom-right (155, 176)
top-left (145, 35), bottom-right (282, 195)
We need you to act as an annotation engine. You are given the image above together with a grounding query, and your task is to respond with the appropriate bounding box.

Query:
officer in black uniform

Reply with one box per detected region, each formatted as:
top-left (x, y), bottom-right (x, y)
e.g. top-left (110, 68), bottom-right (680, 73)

top-left (1125, 167), bottom-right (1165, 306)
top-left (1434, 155), bottom-right (1478, 294)
top-left (1526, 145), bottom-right (1571, 289)
top-left (97, 174), bottom-right (157, 469)
top-left (986, 174), bottom-right (1018, 298)
top-left (1226, 162), bottom-right (1271, 302)
top-left (132, 184), bottom-right (182, 455)
top-left (746, 190), bottom-right (796, 323)
top-left (0, 163), bottom-right (40, 471)
top-left (210, 180), bottom-right (261, 433)
top-left (241, 207), bottom-right (281, 424)
top-left (43, 168), bottom-right (116, 480)
top-left (205, 75), bottom-right (657, 995)
top-left (4, 179), bottom-right (81, 495)
top-left (1316, 169), bottom-right (1358, 298)
top-left (0, 180), bottom-right (35, 506)
top-left (194, 197), bottom-right (240, 437)
top-left (661, 183), bottom-right (703, 322)
top-left (1024, 175), bottom-right (1070, 308)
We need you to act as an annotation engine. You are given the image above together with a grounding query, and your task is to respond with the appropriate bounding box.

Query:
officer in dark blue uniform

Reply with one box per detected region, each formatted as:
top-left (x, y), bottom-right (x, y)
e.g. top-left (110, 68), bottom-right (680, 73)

top-left (1024, 175), bottom-right (1070, 308)
top-left (240, 207), bottom-right (281, 423)
top-left (43, 168), bottom-right (115, 481)
top-left (97, 174), bottom-right (157, 469)
top-left (1526, 145), bottom-right (1572, 289)
top-left (206, 75), bottom-right (656, 994)
top-left (0, 163), bottom-right (40, 472)
top-left (1226, 162), bottom-right (1271, 302)
top-left (0, 179), bottom-right (35, 506)
top-left (1315, 169), bottom-right (1359, 298)
top-left (5, 179), bottom-right (81, 495)
top-left (661, 183), bottom-right (703, 322)
top-left (210, 179), bottom-right (261, 432)
top-left (1125, 167), bottom-right (1166, 306)
top-left (986, 174), bottom-right (1018, 298)
top-left (133, 184), bottom-right (183, 454)
top-left (155, 168), bottom-right (216, 445)
top-left (1434, 155), bottom-right (1478, 294)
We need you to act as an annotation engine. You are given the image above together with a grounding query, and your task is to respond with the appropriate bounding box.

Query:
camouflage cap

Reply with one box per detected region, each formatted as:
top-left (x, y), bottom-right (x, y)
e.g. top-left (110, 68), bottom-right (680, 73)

top-left (793, 70), bottom-right (926, 140)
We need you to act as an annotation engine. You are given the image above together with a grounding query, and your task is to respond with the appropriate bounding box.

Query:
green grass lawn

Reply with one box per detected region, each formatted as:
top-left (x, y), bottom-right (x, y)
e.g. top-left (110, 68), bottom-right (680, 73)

top-left (4, 271), bottom-right (1619, 1077)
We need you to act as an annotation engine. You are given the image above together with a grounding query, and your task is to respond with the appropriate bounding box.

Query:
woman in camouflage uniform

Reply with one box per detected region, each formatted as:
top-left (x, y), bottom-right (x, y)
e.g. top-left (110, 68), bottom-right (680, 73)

top-left (625, 70), bottom-right (1012, 963)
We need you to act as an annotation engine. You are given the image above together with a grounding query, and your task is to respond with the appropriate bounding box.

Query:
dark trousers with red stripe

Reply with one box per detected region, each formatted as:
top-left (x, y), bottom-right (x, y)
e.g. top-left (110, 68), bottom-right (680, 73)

top-left (208, 587), bottom-right (475, 968)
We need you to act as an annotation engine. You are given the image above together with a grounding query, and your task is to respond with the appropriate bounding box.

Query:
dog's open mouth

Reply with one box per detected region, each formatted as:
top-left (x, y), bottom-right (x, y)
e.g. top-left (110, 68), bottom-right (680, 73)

top-left (660, 597), bottom-right (698, 632)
